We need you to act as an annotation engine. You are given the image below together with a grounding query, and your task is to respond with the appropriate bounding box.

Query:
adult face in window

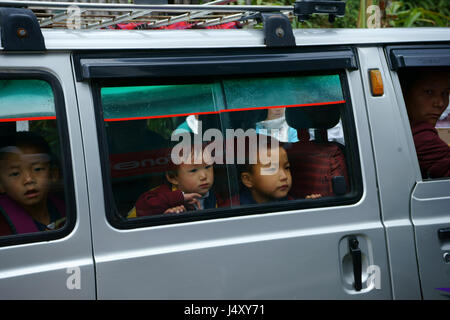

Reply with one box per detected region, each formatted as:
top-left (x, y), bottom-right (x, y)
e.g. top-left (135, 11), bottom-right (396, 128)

top-left (265, 107), bottom-right (286, 121)
top-left (404, 70), bottom-right (450, 127)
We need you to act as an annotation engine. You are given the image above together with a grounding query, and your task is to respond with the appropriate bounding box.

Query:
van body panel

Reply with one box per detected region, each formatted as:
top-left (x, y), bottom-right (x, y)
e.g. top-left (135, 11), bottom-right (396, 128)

top-left (383, 44), bottom-right (450, 300)
top-left (0, 4), bottom-right (448, 298)
top-left (356, 47), bottom-right (422, 299)
top-left (73, 52), bottom-right (393, 299)
top-left (411, 180), bottom-right (450, 300)
top-left (40, 28), bottom-right (450, 50)
top-left (0, 53), bottom-right (96, 299)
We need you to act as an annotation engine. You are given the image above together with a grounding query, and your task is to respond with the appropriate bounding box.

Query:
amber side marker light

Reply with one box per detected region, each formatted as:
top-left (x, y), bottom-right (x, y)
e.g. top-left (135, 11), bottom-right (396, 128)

top-left (369, 69), bottom-right (384, 96)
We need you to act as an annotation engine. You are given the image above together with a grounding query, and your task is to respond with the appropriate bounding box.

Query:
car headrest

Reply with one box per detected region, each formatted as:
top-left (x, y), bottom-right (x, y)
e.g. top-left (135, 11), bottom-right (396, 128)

top-left (226, 109), bottom-right (268, 130)
top-left (106, 120), bottom-right (167, 153)
top-left (197, 114), bottom-right (221, 134)
top-left (285, 104), bottom-right (341, 129)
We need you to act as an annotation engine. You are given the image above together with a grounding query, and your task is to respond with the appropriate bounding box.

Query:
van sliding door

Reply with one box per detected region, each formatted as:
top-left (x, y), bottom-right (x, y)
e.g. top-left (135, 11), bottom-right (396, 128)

top-left (75, 48), bottom-right (392, 299)
top-left (0, 54), bottom-right (95, 299)
top-left (387, 44), bottom-right (450, 299)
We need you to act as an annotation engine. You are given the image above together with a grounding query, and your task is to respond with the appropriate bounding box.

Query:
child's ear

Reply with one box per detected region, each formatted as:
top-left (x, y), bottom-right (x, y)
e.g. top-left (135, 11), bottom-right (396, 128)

top-left (240, 172), bottom-right (253, 189)
top-left (165, 172), bottom-right (179, 186)
top-left (0, 182), bottom-right (5, 194)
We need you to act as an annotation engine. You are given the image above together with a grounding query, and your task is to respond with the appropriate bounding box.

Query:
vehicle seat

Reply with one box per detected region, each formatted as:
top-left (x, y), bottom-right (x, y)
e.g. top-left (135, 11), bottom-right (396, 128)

top-left (105, 120), bottom-right (168, 216)
top-left (285, 104), bottom-right (349, 198)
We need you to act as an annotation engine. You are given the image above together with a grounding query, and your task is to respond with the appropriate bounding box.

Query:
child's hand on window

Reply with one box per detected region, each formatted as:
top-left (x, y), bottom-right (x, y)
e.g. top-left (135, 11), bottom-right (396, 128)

top-left (183, 193), bottom-right (202, 209)
top-left (164, 205), bottom-right (186, 214)
top-left (305, 194), bottom-right (322, 199)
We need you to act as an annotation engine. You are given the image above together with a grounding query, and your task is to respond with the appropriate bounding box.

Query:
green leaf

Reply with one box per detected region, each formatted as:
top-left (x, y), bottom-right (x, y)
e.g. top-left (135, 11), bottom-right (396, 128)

top-left (404, 8), bottom-right (422, 27)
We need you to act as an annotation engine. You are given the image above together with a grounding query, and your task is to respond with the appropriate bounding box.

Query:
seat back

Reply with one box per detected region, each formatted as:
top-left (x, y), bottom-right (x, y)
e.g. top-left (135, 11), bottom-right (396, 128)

top-left (285, 105), bottom-right (349, 198)
top-left (106, 120), bottom-right (168, 215)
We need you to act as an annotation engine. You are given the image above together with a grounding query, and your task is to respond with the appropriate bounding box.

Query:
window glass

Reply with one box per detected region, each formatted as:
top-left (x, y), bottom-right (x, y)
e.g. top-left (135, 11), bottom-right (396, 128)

top-left (101, 82), bottom-right (222, 216)
top-left (0, 79), bottom-right (68, 238)
top-left (101, 83), bottom-right (221, 120)
top-left (0, 80), bottom-right (55, 118)
top-left (222, 75), bottom-right (343, 109)
top-left (436, 105), bottom-right (450, 146)
top-left (99, 74), bottom-right (354, 224)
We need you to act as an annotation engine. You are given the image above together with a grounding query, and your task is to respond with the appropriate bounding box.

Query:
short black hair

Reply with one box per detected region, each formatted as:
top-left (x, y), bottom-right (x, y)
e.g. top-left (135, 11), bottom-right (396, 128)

top-left (165, 131), bottom-right (214, 180)
top-left (0, 131), bottom-right (52, 163)
top-left (236, 133), bottom-right (285, 176)
top-left (398, 66), bottom-right (450, 98)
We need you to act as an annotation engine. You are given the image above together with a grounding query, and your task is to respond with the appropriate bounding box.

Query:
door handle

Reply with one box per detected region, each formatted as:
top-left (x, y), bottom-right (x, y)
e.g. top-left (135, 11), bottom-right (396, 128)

top-left (438, 228), bottom-right (450, 241)
top-left (348, 236), bottom-right (362, 291)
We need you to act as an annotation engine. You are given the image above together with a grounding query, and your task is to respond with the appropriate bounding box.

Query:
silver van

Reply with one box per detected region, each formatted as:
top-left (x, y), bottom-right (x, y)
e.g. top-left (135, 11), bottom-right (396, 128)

top-left (0, 0), bottom-right (449, 300)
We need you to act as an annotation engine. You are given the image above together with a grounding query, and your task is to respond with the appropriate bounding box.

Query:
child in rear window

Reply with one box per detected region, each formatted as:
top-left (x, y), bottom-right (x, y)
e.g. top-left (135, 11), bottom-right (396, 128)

top-left (129, 133), bottom-right (229, 217)
top-left (0, 131), bottom-right (65, 236)
top-left (237, 134), bottom-right (321, 204)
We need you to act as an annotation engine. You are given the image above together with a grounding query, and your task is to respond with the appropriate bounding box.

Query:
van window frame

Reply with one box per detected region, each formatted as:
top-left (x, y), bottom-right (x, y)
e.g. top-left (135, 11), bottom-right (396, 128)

top-left (73, 46), bottom-right (358, 82)
top-left (386, 44), bottom-right (450, 71)
top-left (386, 44), bottom-right (450, 182)
top-left (0, 70), bottom-right (77, 247)
top-left (89, 53), bottom-right (363, 229)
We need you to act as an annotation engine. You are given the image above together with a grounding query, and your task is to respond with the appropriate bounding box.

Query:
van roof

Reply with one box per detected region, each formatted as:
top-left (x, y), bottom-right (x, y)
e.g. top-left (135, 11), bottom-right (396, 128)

top-left (40, 27), bottom-right (450, 50)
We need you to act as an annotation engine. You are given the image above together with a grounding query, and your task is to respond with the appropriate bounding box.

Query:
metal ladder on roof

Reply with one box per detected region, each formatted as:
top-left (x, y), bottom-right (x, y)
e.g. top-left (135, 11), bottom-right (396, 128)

top-left (0, 0), bottom-right (346, 29)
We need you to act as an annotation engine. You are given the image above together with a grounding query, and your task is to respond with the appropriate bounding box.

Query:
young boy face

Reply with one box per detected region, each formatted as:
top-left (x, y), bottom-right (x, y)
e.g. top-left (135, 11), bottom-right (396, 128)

top-left (167, 162), bottom-right (214, 196)
top-left (405, 71), bottom-right (450, 126)
top-left (0, 146), bottom-right (52, 208)
top-left (241, 146), bottom-right (292, 203)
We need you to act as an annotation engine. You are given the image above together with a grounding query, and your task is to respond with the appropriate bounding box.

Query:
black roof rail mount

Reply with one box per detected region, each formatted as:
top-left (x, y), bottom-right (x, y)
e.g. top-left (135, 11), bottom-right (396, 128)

top-left (0, 7), bottom-right (45, 51)
top-left (260, 13), bottom-right (296, 48)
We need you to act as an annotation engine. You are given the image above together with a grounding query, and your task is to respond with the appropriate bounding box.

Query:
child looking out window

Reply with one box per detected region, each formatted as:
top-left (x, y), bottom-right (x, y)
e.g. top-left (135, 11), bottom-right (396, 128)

top-left (238, 134), bottom-right (321, 204)
top-left (130, 134), bottom-right (229, 216)
top-left (0, 131), bottom-right (65, 236)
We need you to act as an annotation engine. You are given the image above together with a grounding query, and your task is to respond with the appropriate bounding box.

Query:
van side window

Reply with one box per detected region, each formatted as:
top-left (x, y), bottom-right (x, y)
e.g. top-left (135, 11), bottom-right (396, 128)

top-left (101, 83), bottom-right (222, 217)
top-left (398, 67), bottom-right (450, 179)
top-left (98, 73), bottom-right (360, 226)
top-left (0, 79), bottom-right (71, 240)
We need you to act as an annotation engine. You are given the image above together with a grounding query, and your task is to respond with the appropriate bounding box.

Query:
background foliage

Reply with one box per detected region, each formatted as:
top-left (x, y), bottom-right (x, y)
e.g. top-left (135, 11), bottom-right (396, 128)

top-left (232, 0), bottom-right (449, 28)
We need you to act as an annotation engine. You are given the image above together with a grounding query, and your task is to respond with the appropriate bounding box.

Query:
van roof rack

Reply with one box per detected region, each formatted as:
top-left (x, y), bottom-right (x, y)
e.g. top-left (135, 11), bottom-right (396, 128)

top-left (0, 0), bottom-right (346, 29)
top-left (0, 0), bottom-right (346, 49)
